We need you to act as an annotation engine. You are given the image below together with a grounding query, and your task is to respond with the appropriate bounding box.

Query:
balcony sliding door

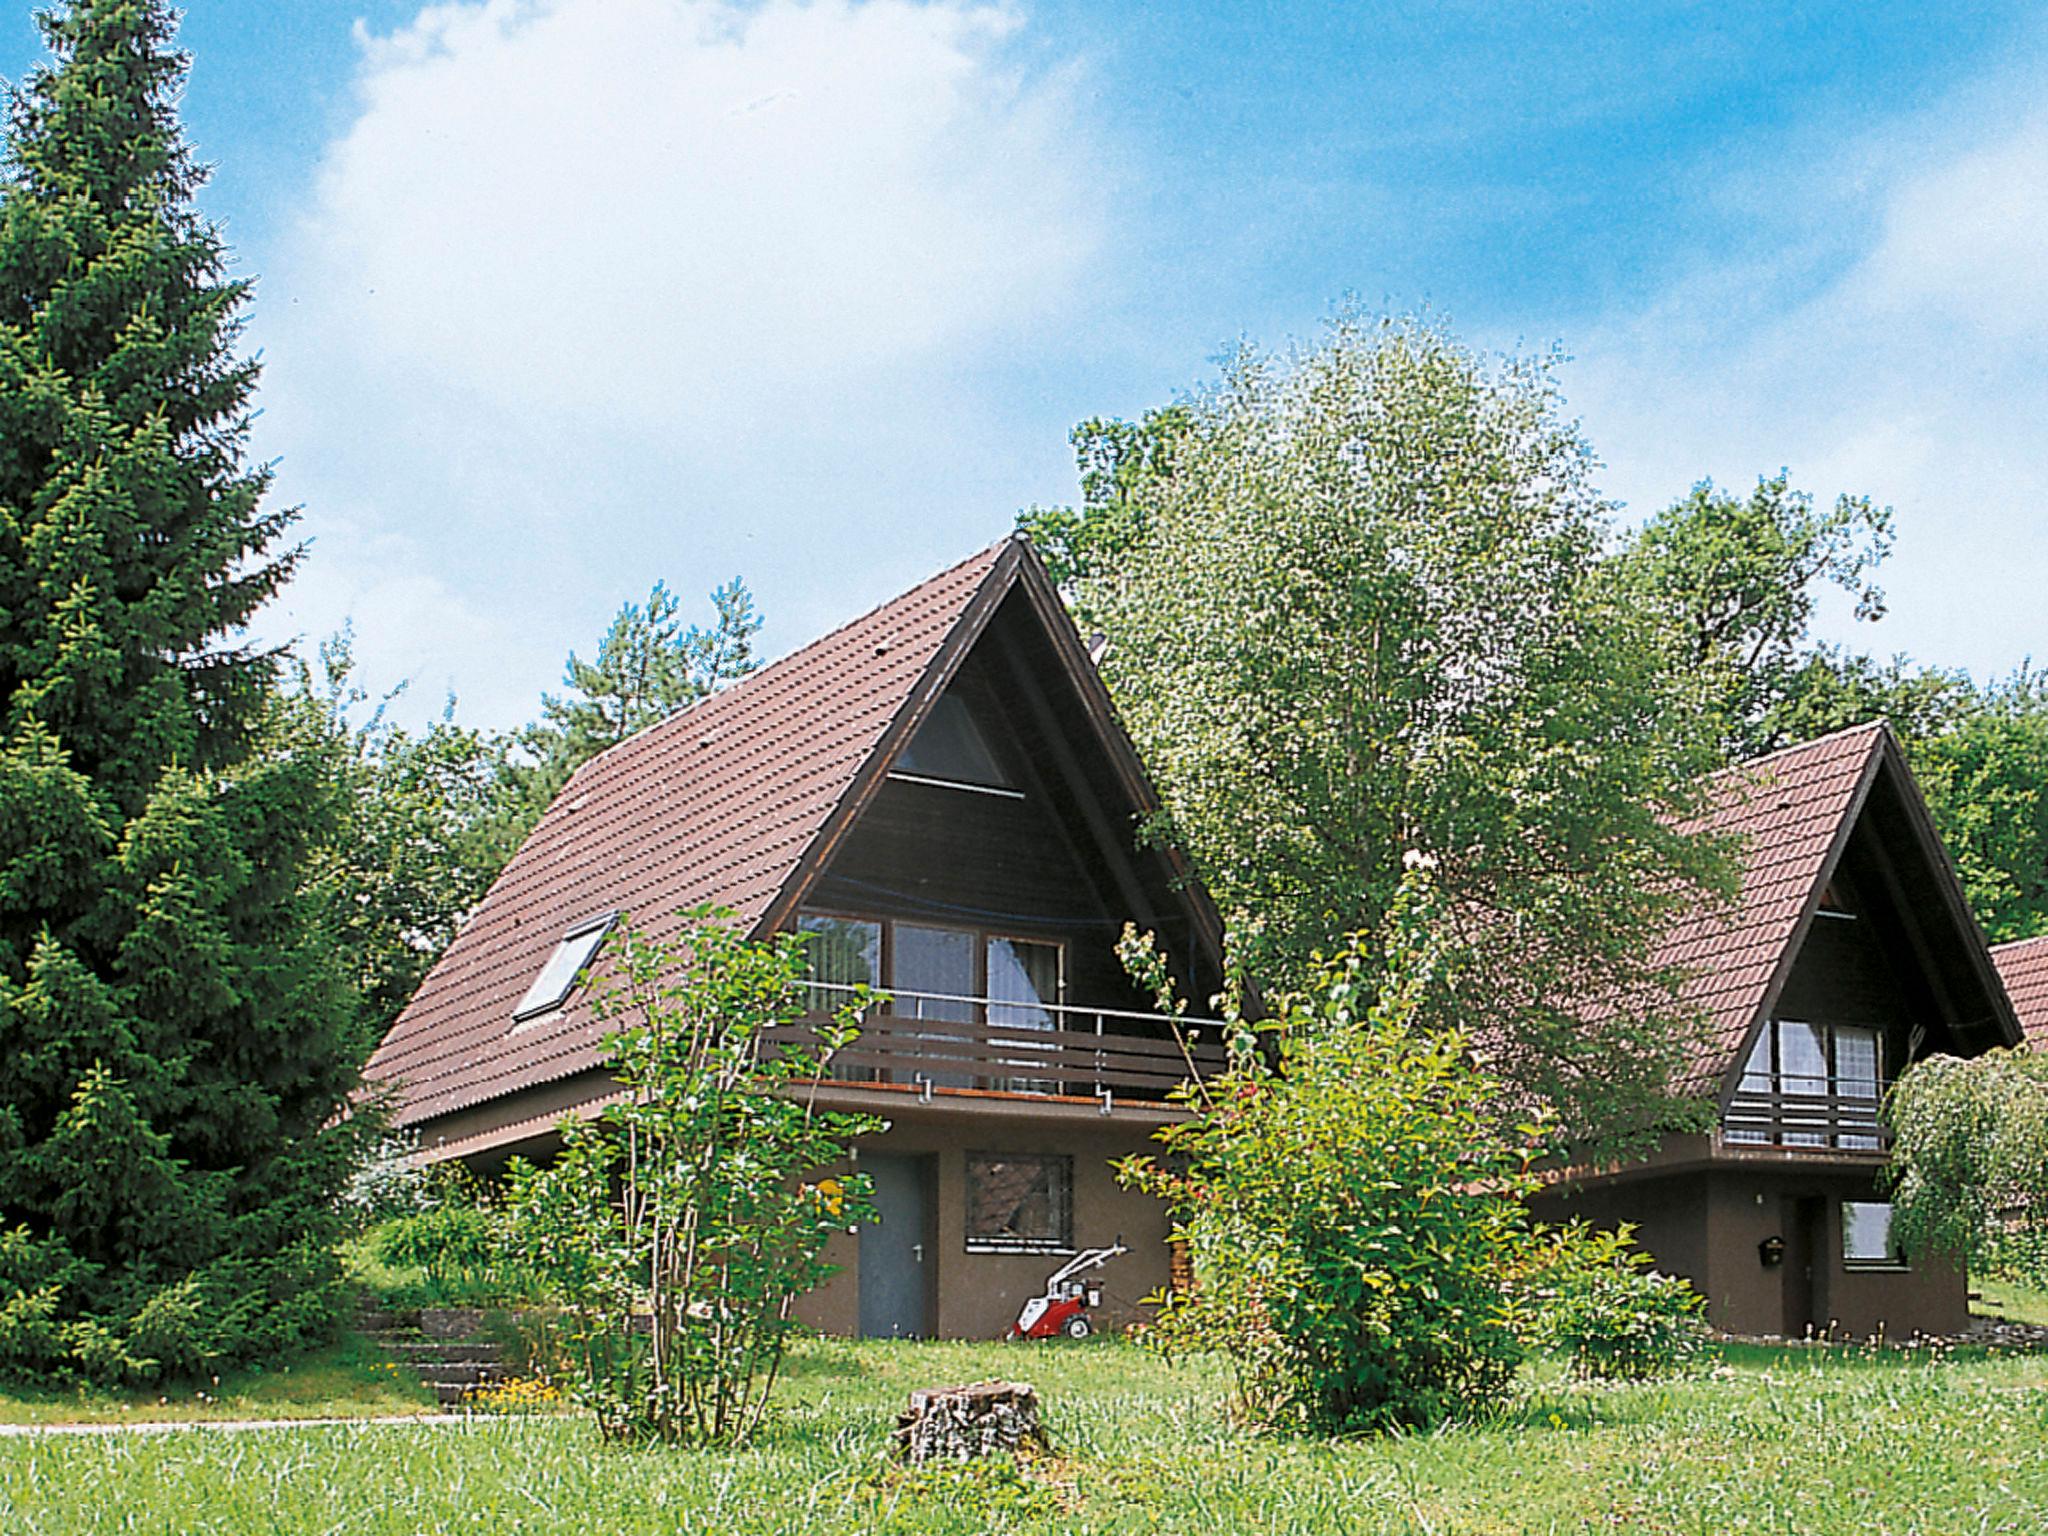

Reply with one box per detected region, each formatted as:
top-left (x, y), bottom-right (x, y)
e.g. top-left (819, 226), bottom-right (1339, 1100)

top-left (1727, 1019), bottom-right (1885, 1149)
top-left (988, 938), bottom-right (1063, 1094)
top-left (894, 924), bottom-right (977, 1088)
top-left (796, 914), bottom-right (882, 1081)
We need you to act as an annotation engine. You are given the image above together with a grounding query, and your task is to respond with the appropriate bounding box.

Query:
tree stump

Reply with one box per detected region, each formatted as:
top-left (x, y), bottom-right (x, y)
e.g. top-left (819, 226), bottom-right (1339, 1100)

top-left (893, 1380), bottom-right (1047, 1464)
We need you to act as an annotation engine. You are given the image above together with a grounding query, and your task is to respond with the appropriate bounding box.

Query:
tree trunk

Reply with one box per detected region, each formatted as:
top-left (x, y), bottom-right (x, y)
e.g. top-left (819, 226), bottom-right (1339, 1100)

top-left (893, 1380), bottom-right (1047, 1464)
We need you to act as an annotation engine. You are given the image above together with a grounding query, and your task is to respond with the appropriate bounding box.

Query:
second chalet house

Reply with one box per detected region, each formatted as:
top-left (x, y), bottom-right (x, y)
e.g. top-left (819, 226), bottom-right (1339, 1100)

top-left (364, 537), bottom-right (1230, 1338)
top-left (1533, 722), bottom-right (2023, 1340)
top-left (367, 536), bottom-right (2026, 1343)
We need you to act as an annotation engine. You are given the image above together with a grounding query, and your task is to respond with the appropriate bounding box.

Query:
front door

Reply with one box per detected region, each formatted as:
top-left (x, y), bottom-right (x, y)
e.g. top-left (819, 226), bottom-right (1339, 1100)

top-left (1783, 1195), bottom-right (1824, 1338)
top-left (859, 1154), bottom-right (931, 1338)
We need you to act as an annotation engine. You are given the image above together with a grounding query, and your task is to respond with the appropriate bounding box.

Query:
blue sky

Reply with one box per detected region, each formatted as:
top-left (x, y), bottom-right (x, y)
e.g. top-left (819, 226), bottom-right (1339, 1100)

top-left (9, 1), bottom-right (2046, 727)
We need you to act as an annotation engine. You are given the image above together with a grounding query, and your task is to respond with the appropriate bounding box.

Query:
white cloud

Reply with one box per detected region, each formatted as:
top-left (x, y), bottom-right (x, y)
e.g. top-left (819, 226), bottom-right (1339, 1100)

top-left (252, 0), bottom-right (1106, 726)
top-left (1857, 110), bottom-right (2048, 337)
top-left (1563, 93), bottom-right (2048, 681)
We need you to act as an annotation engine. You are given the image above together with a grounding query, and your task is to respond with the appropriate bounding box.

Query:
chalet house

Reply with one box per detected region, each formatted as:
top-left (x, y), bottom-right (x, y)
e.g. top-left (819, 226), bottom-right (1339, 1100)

top-left (368, 534), bottom-right (2025, 1345)
top-left (364, 537), bottom-right (1229, 1339)
top-left (1533, 723), bottom-right (2024, 1340)
top-left (1991, 934), bottom-right (2048, 1046)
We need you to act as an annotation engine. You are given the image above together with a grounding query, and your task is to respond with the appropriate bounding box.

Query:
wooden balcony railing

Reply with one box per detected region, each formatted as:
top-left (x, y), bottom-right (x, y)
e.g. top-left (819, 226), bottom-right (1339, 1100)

top-left (1721, 1073), bottom-right (1889, 1151)
top-left (766, 983), bottom-right (1229, 1106)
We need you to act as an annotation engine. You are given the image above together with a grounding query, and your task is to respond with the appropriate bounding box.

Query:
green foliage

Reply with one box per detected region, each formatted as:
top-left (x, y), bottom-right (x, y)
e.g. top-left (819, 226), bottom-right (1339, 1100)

top-left (1516, 1223), bottom-right (1707, 1381)
top-left (1117, 877), bottom-right (1540, 1434)
top-left (1906, 667), bottom-right (2048, 944)
top-left (507, 908), bottom-right (884, 1444)
top-left (1079, 313), bottom-right (1736, 1151)
top-left (1016, 408), bottom-right (1191, 602)
top-left (271, 632), bottom-right (515, 1034)
top-left (360, 1166), bottom-right (533, 1308)
top-left (493, 579), bottom-right (761, 846)
top-left (1886, 1048), bottom-right (2048, 1272)
top-left (1617, 474), bottom-right (1894, 756)
top-left (0, 2), bottom-right (361, 1384)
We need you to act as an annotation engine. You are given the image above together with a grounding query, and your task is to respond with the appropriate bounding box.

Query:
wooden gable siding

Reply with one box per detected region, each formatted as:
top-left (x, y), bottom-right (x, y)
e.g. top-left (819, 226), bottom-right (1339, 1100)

top-left (1773, 909), bottom-right (1918, 1073)
top-left (802, 590), bottom-right (1180, 1019)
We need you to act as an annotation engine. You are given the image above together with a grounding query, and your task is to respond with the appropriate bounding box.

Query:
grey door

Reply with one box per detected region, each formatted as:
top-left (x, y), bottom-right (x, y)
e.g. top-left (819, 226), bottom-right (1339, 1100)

top-left (859, 1155), bottom-right (930, 1338)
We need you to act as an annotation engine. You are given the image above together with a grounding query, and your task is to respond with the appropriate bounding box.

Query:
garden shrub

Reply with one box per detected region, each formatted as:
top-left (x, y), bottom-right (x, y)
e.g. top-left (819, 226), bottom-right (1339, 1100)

top-left (507, 908), bottom-right (883, 1444)
top-left (1115, 876), bottom-right (1542, 1434)
top-left (349, 1163), bottom-right (546, 1309)
top-left (1516, 1222), bottom-right (1706, 1381)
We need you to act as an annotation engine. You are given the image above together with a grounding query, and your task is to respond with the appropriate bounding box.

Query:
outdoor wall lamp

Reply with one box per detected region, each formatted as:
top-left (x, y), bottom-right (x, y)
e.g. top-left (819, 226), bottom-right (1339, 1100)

top-left (1759, 1235), bottom-right (1786, 1268)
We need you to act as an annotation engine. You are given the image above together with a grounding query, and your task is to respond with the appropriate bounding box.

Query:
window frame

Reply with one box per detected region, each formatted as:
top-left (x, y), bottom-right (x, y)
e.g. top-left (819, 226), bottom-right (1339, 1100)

top-left (1729, 1019), bottom-right (1888, 1148)
top-left (510, 912), bottom-right (617, 1026)
top-left (794, 910), bottom-right (1067, 1020)
top-left (963, 1151), bottom-right (1075, 1256)
top-left (1841, 1200), bottom-right (1909, 1272)
top-left (885, 691), bottom-right (1026, 800)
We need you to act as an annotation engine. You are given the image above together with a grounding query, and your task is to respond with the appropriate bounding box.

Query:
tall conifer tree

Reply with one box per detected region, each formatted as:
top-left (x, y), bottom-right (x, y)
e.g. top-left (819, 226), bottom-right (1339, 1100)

top-left (0, 1), bottom-right (359, 1380)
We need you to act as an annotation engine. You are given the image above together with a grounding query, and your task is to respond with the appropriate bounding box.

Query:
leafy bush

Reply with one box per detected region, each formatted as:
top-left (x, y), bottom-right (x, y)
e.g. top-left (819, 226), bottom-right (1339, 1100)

top-left (1115, 877), bottom-right (1542, 1434)
top-left (507, 908), bottom-right (883, 1444)
top-left (1517, 1223), bottom-right (1707, 1381)
top-left (355, 1166), bottom-right (537, 1308)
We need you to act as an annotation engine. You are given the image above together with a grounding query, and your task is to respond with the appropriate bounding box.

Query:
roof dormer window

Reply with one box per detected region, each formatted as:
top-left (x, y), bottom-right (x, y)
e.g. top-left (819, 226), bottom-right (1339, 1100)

top-left (512, 914), bottom-right (616, 1024)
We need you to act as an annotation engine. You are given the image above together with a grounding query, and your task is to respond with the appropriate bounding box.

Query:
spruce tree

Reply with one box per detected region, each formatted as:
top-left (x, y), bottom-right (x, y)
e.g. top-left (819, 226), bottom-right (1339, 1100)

top-left (0, 1), bottom-right (360, 1381)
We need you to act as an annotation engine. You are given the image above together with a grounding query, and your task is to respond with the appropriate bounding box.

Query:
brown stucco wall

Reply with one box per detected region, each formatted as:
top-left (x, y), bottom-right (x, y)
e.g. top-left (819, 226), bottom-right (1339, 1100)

top-left (796, 1118), bottom-right (1172, 1341)
top-left (1536, 1158), bottom-right (1967, 1340)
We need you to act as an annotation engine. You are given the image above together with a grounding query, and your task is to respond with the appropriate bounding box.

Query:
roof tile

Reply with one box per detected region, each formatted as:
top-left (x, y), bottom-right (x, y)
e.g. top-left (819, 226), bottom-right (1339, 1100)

top-left (1992, 935), bottom-right (2048, 1047)
top-left (1656, 722), bottom-right (1885, 1092)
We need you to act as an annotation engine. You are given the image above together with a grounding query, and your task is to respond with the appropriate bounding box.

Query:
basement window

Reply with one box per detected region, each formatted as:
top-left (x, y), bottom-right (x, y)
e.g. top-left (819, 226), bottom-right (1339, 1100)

top-left (1842, 1200), bottom-right (1908, 1271)
top-left (511, 914), bottom-right (616, 1024)
top-left (965, 1152), bottom-right (1072, 1254)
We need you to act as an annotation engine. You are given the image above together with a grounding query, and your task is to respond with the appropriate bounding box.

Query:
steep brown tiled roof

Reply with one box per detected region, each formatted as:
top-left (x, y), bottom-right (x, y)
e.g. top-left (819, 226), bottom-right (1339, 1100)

top-left (1992, 935), bottom-right (2048, 1047)
top-left (366, 540), bottom-right (1014, 1127)
top-left (1656, 722), bottom-right (1887, 1092)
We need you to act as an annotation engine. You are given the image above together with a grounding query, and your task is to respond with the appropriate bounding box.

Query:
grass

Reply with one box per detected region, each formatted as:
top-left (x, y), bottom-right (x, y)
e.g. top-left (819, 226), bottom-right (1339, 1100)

top-left (0, 1333), bottom-right (438, 1427)
top-left (5, 1335), bottom-right (2048, 1534)
top-left (1974, 1276), bottom-right (2048, 1327)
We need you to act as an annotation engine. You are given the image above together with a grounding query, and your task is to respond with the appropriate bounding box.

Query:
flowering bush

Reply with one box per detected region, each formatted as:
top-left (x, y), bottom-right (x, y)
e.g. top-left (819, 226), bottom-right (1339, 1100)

top-left (1116, 877), bottom-right (1544, 1434)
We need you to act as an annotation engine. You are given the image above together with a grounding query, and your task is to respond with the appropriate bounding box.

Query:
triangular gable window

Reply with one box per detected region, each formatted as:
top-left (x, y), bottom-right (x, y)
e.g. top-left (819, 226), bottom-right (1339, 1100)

top-left (512, 914), bottom-right (615, 1023)
top-left (890, 693), bottom-right (1019, 796)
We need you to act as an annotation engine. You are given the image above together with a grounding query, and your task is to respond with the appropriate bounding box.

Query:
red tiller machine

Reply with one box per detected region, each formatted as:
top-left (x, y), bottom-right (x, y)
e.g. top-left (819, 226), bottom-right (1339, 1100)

top-left (1009, 1240), bottom-right (1128, 1340)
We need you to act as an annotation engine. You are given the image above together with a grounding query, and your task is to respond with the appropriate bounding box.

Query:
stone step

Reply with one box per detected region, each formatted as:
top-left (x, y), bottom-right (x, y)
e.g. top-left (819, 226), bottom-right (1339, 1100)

top-left (369, 1337), bottom-right (505, 1365)
top-left (415, 1361), bottom-right (504, 1388)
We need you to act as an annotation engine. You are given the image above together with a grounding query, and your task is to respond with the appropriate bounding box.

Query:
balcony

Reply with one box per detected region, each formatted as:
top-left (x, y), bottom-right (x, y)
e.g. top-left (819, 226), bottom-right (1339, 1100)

top-left (767, 982), bottom-right (1229, 1108)
top-left (1720, 1071), bottom-right (1889, 1152)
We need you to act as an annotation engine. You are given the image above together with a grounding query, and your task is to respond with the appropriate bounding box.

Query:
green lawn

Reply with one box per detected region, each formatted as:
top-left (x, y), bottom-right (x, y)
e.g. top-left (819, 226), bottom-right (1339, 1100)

top-left (5, 1336), bottom-right (2048, 1534)
top-left (0, 1333), bottom-right (438, 1427)
top-left (1974, 1276), bottom-right (2048, 1327)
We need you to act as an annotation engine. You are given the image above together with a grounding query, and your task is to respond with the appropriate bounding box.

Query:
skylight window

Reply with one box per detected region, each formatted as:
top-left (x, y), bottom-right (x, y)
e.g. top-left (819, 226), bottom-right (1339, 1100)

top-left (891, 693), bottom-right (1019, 796)
top-left (512, 915), bottom-right (615, 1023)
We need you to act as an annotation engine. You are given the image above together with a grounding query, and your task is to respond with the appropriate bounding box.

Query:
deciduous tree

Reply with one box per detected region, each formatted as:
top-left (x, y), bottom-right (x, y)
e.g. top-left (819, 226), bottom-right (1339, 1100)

top-left (1080, 315), bottom-right (1736, 1149)
top-left (1617, 474), bottom-right (1894, 756)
